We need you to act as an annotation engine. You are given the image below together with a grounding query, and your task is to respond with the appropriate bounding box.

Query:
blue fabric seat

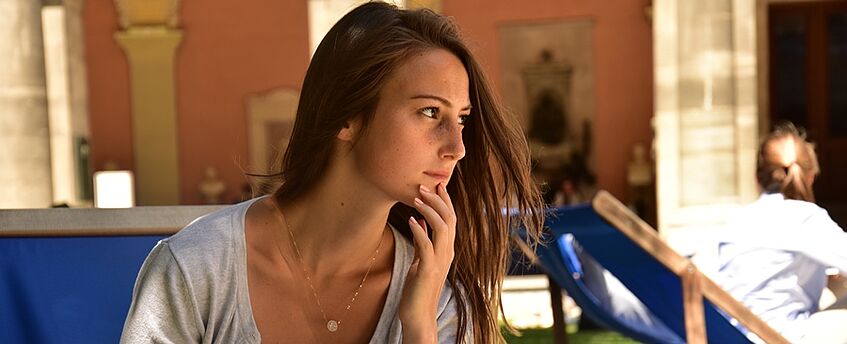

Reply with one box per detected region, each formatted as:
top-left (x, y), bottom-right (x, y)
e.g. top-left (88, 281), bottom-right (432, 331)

top-left (0, 235), bottom-right (166, 344)
top-left (527, 191), bottom-right (789, 344)
top-left (535, 227), bottom-right (684, 343)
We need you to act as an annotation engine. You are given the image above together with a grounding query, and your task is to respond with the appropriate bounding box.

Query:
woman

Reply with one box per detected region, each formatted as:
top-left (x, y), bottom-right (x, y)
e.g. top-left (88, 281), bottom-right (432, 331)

top-left (717, 123), bottom-right (847, 343)
top-left (120, 2), bottom-right (544, 343)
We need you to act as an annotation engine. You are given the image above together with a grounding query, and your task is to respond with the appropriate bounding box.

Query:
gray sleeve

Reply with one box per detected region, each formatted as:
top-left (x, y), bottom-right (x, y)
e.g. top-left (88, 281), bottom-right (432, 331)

top-left (120, 242), bottom-right (204, 343)
top-left (436, 283), bottom-right (474, 344)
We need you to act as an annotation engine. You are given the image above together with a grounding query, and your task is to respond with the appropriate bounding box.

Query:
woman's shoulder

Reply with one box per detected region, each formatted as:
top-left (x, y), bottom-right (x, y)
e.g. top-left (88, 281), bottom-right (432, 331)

top-left (124, 198), bottom-right (266, 343)
top-left (162, 196), bottom-right (265, 272)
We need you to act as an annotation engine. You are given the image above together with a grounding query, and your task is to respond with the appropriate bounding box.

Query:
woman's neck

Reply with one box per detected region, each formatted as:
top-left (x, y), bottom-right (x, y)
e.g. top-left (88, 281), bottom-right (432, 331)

top-left (276, 169), bottom-right (395, 277)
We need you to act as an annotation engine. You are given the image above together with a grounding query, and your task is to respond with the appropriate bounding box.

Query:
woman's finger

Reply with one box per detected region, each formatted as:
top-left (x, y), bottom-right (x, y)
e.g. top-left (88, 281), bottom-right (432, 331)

top-left (433, 183), bottom-right (456, 253)
top-left (408, 216), bottom-right (434, 262)
top-left (413, 196), bottom-right (447, 230)
top-left (435, 183), bottom-right (457, 241)
top-left (413, 196), bottom-right (452, 254)
top-left (435, 182), bottom-right (456, 215)
top-left (418, 185), bottom-right (454, 226)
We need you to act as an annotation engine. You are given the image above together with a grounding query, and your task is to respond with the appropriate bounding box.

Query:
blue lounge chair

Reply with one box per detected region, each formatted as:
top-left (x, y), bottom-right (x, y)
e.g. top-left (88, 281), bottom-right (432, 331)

top-left (0, 206), bottom-right (215, 344)
top-left (535, 230), bottom-right (685, 343)
top-left (0, 234), bottom-right (167, 343)
top-left (525, 191), bottom-right (789, 344)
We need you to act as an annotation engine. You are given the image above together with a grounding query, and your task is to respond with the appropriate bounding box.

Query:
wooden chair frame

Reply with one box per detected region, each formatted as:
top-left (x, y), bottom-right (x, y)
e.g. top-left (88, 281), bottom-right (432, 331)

top-left (591, 190), bottom-right (789, 344)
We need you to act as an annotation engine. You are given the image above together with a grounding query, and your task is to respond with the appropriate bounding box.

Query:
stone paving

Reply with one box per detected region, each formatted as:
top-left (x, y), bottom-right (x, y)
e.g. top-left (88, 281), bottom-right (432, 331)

top-left (500, 274), bottom-right (581, 329)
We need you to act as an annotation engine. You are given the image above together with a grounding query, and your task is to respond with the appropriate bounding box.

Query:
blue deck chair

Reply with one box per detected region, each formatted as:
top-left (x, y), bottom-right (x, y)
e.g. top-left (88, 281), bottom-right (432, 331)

top-left (534, 229), bottom-right (684, 344)
top-left (526, 191), bottom-right (789, 344)
top-left (0, 235), bottom-right (167, 343)
top-left (0, 206), bottom-right (216, 344)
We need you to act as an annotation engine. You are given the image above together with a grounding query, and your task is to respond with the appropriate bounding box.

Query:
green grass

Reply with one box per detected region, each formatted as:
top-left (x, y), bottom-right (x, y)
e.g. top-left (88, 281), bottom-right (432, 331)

top-left (502, 327), bottom-right (640, 344)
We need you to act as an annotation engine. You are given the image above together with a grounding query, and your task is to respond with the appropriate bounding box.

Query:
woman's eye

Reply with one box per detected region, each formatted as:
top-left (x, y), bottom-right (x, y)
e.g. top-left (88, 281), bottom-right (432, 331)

top-left (420, 107), bottom-right (438, 118)
top-left (458, 114), bottom-right (470, 126)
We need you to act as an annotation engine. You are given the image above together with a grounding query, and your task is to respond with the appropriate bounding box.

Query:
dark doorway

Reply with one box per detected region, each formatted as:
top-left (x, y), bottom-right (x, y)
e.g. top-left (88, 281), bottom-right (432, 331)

top-left (769, 1), bottom-right (847, 227)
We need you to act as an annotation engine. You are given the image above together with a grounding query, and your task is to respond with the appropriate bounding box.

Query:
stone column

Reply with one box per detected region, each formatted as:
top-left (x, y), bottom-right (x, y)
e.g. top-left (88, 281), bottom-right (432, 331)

top-left (0, 0), bottom-right (53, 208)
top-left (64, 0), bottom-right (93, 202)
top-left (114, 0), bottom-right (182, 205)
top-left (43, 3), bottom-right (75, 207)
top-left (39, 0), bottom-right (94, 207)
top-left (653, 0), bottom-right (758, 254)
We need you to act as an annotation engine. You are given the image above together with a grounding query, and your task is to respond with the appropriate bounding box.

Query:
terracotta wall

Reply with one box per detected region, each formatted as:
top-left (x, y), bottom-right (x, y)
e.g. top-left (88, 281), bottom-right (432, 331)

top-left (85, 0), bottom-right (650, 205)
top-left (84, 1), bottom-right (310, 204)
top-left (443, 0), bottom-right (654, 201)
top-left (84, 1), bottom-right (133, 174)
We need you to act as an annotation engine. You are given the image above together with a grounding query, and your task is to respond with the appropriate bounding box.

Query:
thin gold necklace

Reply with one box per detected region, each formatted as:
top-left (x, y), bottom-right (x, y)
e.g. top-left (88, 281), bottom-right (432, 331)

top-left (277, 210), bottom-right (384, 333)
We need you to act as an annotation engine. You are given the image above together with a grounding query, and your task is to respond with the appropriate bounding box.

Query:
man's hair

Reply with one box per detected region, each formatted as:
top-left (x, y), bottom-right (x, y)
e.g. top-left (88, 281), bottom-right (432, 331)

top-left (756, 122), bottom-right (819, 202)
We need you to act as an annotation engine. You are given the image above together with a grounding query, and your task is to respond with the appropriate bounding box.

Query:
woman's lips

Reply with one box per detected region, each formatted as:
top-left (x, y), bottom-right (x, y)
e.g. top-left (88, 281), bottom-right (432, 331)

top-left (424, 171), bottom-right (450, 181)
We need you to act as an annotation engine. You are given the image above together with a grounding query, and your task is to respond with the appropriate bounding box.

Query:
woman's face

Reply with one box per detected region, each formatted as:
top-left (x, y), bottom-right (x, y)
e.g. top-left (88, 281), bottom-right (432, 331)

top-left (350, 48), bottom-right (470, 205)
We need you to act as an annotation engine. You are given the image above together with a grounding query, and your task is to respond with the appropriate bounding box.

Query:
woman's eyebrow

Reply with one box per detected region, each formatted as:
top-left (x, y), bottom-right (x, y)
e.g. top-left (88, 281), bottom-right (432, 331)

top-left (410, 94), bottom-right (472, 111)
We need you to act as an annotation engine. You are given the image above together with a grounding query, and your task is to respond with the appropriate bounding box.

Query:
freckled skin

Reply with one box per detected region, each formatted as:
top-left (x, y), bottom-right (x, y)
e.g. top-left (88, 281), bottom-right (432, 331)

top-left (244, 47), bottom-right (470, 344)
top-left (350, 49), bottom-right (470, 207)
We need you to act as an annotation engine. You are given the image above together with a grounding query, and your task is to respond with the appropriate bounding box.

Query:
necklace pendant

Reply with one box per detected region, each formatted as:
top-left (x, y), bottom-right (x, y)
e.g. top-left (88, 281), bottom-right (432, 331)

top-left (327, 320), bottom-right (339, 332)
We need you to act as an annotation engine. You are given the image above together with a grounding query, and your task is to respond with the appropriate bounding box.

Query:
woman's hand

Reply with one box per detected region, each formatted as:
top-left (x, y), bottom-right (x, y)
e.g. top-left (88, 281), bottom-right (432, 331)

top-left (400, 183), bottom-right (457, 343)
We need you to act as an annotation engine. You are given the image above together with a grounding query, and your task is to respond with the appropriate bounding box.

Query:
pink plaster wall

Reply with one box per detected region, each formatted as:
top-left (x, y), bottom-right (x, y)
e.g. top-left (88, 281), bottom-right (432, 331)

top-left (176, 0), bottom-right (309, 204)
top-left (85, 1), bottom-right (650, 205)
top-left (84, 1), bottom-right (133, 173)
top-left (443, 0), bottom-right (654, 201)
top-left (85, 1), bottom-right (310, 205)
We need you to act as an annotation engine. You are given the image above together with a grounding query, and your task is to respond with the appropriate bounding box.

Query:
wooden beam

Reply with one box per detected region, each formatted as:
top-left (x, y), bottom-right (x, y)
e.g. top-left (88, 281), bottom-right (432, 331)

top-left (681, 263), bottom-right (706, 344)
top-left (700, 277), bottom-right (790, 344)
top-left (592, 190), bottom-right (790, 344)
top-left (547, 276), bottom-right (570, 344)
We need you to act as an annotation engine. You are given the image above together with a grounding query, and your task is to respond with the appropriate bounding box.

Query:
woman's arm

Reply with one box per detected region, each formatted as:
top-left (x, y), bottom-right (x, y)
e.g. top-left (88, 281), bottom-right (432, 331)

top-left (120, 242), bottom-right (203, 343)
top-left (400, 183), bottom-right (458, 343)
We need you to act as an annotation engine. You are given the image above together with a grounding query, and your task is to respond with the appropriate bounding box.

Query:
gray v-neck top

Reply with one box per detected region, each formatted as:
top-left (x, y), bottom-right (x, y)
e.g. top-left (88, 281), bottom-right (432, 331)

top-left (120, 197), bottom-right (469, 343)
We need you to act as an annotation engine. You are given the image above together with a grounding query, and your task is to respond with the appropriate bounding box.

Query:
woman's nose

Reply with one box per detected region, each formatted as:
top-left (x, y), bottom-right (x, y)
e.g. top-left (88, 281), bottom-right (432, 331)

top-left (439, 122), bottom-right (466, 161)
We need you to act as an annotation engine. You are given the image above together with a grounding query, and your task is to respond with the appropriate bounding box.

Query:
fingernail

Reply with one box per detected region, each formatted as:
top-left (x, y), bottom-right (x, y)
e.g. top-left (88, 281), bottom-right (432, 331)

top-left (408, 216), bottom-right (417, 225)
top-left (419, 185), bottom-right (431, 193)
top-left (414, 197), bottom-right (423, 206)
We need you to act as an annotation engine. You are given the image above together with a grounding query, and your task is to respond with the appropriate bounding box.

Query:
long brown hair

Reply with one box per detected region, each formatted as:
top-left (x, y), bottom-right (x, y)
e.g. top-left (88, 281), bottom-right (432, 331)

top-left (756, 122), bottom-right (819, 202)
top-left (265, 2), bottom-right (544, 342)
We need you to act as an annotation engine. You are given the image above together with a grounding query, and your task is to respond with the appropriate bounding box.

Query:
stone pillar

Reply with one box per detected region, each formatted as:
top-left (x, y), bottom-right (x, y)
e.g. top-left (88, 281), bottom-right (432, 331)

top-left (114, 0), bottom-right (182, 205)
top-left (64, 0), bottom-right (93, 202)
top-left (653, 0), bottom-right (758, 254)
top-left (40, 0), bottom-right (94, 207)
top-left (43, 3), bottom-right (75, 207)
top-left (0, 0), bottom-right (53, 208)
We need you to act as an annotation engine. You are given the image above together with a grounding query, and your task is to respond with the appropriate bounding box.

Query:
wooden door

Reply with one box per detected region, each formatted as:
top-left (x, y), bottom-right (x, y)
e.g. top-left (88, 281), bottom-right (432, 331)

top-left (769, 1), bottom-right (847, 226)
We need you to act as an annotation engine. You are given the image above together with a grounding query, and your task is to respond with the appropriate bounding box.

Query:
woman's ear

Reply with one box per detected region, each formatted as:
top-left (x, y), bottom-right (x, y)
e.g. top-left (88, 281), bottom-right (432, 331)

top-left (337, 117), bottom-right (361, 142)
